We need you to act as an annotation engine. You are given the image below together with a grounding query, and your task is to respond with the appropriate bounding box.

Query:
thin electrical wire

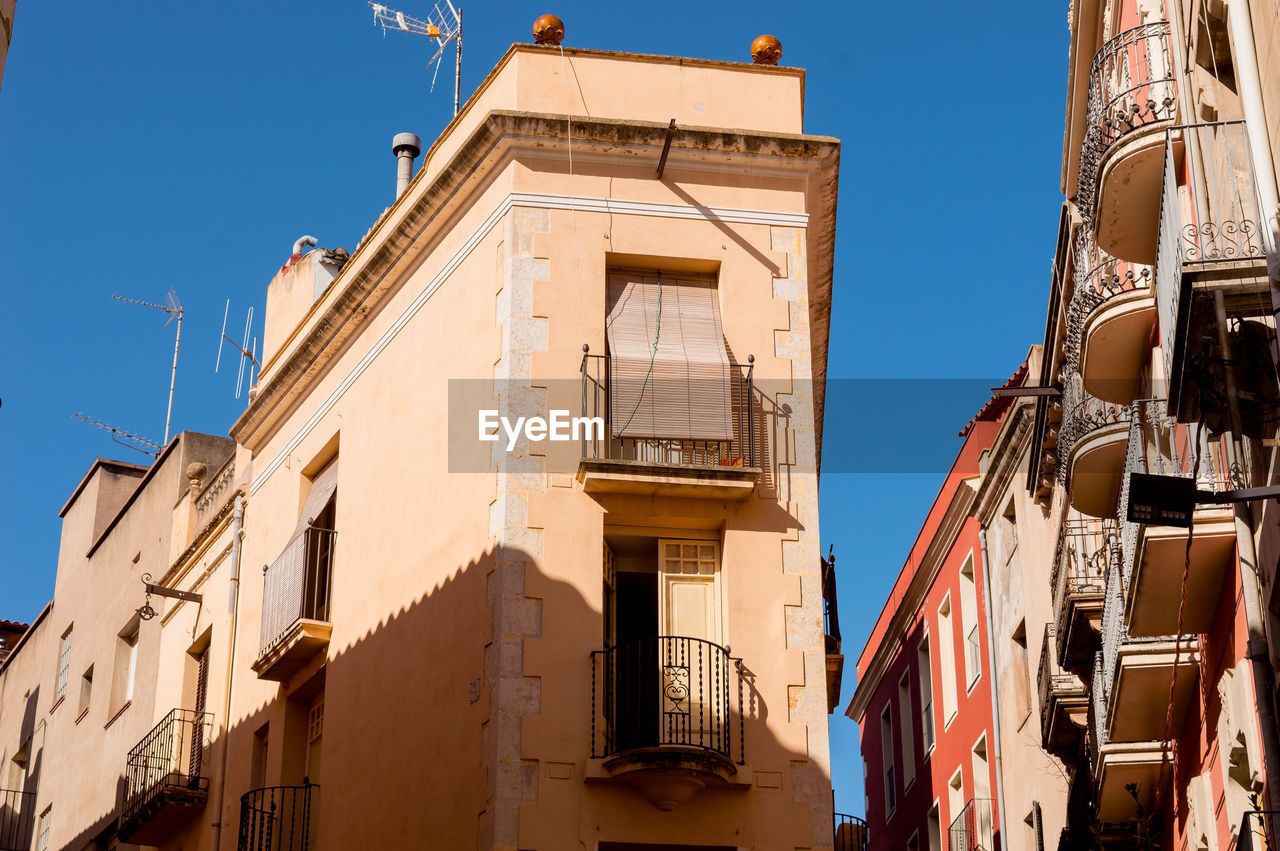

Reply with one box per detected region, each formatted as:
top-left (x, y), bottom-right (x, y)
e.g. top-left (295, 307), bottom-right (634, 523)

top-left (613, 272), bottom-right (664, 437)
top-left (558, 44), bottom-right (588, 350)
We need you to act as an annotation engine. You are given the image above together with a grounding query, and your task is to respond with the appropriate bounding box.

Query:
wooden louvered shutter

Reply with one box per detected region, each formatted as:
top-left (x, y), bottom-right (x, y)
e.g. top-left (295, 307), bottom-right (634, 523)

top-left (605, 272), bottom-right (733, 441)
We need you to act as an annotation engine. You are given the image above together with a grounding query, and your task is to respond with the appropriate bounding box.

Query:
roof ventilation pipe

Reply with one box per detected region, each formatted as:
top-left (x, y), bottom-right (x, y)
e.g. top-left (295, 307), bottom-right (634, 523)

top-left (392, 133), bottom-right (422, 199)
top-left (292, 235), bottom-right (318, 257)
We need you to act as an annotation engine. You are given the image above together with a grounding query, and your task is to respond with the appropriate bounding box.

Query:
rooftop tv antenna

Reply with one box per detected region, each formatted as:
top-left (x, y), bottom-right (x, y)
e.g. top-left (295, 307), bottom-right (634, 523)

top-left (112, 289), bottom-right (183, 446)
top-left (72, 413), bottom-right (162, 458)
top-left (369, 1), bottom-right (464, 117)
top-left (215, 300), bottom-right (260, 400)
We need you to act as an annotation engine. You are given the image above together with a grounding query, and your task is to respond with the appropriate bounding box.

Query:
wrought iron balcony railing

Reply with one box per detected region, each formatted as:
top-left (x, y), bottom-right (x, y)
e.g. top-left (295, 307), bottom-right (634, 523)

top-left (238, 782), bottom-right (319, 851)
top-left (823, 552), bottom-right (841, 654)
top-left (1063, 229), bottom-right (1152, 366)
top-left (834, 812), bottom-right (868, 851)
top-left (1154, 121), bottom-right (1269, 407)
top-left (0, 789), bottom-right (34, 851)
top-left (1118, 399), bottom-right (1233, 587)
top-left (1057, 369), bottom-right (1129, 484)
top-left (590, 635), bottom-right (744, 765)
top-left (579, 353), bottom-right (756, 467)
top-left (1240, 809), bottom-right (1280, 851)
top-left (1087, 649), bottom-right (1108, 777)
top-left (121, 708), bottom-right (213, 830)
top-left (1078, 21), bottom-right (1177, 219)
top-left (259, 525), bottom-right (336, 658)
top-left (1038, 623), bottom-right (1085, 746)
top-left (949, 797), bottom-right (997, 851)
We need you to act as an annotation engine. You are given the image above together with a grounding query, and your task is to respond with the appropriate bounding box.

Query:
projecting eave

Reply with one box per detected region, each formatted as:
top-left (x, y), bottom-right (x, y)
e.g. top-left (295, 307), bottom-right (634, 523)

top-left (231, 108), bottom-right (840, 455)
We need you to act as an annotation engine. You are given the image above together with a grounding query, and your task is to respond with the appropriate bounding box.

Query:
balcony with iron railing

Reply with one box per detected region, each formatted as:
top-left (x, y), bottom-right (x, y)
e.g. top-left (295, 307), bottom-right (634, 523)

top-left (1038, 623), bottom-right (1087, 757)
top-left (238, 781), bottom-right (318, 851)
top-left (1085, 649), bottom-right (1165, 824)
top-left (1059, 370), bottom-right (1130, 519)
top-left (118, 709), bottom-right (213, 844)
top-left (1067, 229), bottom-right (1155, 406)
top-left (577, 352), bottom-right (760, 500)
top-left (1153, 121), bottom-right (1272, 421)
top-left (834, 813), bottom-right (868, 851)
top-left (252, 525), bottom-right (335, 682)
top-left (1101, 558), bottom-right (1199, 744)
top-left (590, 635), bottom-right (744, 810)
top-left (1078, 21), bottom-right (1179, 263)
top-left (0, 789), bottom-right (34, 851)
top-left (1118, 399), bottom-right (1237, 637)
top-left (948, 798), bottom-right (997, 851)
top-left (1051, 515), bottom-right (1116, 670)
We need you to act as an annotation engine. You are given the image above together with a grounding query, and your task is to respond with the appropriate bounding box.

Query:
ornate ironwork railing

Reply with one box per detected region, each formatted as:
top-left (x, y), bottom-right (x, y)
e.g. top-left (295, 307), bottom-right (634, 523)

top-left (1051, 515), bottom-right (1117, 665)
top-left (1087, 649), bottom-right (1108, 776)
top-left (949, 797), bottom-right (997, 851)
top-left (1119, 399), bottom-right (1233, 586)
top-left (238, 782), bottom-right (318, 851)
top-left (122, 708), bottom-right (213, 829)
top-left (1078, 21), bottom-right (1177, 219)
top-left (1057, 370), bottom-right (1130, 484)
top-left (590, 636), bottom-right (744, 764)
top-left (1154, 121), bottom-right (1269, 397)
top-left (0, 789), bottom-right (34, 851)
top-left (1063, 228), bottom-right (1152, 370)
top-left (580, 353), bottom-right (756, 467)
top-left (1240, 810), bottom-right (1280, 851)
top-left (259, 526), bottom-right (336, 657)
top-left (1038, 623), bottom-right (1084, 746)
top-left (834, 812), bottom-right (868, 851)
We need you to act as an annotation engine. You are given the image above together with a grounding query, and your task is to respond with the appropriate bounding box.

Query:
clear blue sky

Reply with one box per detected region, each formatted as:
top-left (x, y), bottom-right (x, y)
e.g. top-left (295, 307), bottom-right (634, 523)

top-left (0, 0), bottom-right (1067, 820)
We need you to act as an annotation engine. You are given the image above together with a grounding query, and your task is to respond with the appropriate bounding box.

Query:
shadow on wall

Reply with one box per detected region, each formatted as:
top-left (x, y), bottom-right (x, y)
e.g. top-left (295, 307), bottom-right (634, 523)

top-left (57, 542), bottom-right (829, 849)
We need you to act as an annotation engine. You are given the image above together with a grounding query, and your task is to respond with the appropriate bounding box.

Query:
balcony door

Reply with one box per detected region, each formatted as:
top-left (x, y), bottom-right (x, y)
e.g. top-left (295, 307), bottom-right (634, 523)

top-left (658, 540), bottom-right (721, 746)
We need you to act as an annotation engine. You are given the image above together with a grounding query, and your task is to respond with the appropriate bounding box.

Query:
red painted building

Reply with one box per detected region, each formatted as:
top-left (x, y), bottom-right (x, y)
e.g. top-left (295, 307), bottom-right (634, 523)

top-left (847, 412), bottom-right (1007, 851)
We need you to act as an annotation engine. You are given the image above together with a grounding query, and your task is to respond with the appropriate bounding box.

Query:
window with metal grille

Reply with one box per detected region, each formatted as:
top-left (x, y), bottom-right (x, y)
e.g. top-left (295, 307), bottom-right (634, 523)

top-left (35, 806), bottom-right (50, 851)
top-left (54, 627), bottom-right (72, 702)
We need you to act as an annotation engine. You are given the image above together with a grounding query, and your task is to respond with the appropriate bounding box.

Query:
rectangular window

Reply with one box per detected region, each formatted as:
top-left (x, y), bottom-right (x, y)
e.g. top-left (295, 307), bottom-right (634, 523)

top-left (77, 666), bottom-right (93, 719)
top-left (937, 596), bottom-right (958, 723)
top-left (110, 619), bottom-right (140, 713)
top-left (881, 705), bottom-right (896, 815)
top-left (54, 626), bottom-right (72, 702)
top-left (1011, 620), bottom-right (1031, 723)
top-left (908, 832), bottom-right (920, 851)
top-left (960, 557), bottom-right (981, 688)
top-left (35, 806), bottom-right (50, 851)
top-left (251, 724), bottom-right (269, 789)
top-left (898, 673), bottom-right (915, 787)
top-left (918, 637), bottom-right (935, 752)
top-left (927, 803), bottom-right (943, 851)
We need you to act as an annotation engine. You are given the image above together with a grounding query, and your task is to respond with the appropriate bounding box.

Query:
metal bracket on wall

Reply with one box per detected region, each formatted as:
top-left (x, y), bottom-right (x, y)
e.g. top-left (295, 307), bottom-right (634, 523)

top-left (656, 119), bottom-right (677, 179)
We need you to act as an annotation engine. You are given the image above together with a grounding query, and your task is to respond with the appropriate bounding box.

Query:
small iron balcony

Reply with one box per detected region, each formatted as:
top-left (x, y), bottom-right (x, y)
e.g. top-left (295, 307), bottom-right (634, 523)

top-left (1118, 399), bottom-right (1236, 637)
top-left (119, 708), bottom-right (213, 844)
top-left (823, 550), bottom-right (844, 714)
top-left (577, 353), bottom-right (760, 500)
top-left (238, 782), bottom-right (319, 851)
top-left (0, 789), bottom-right (34, 851)
top-left (1038, 623), bottom-right (1086, 757)
top-left (1087, 649), bottom-right (1167, 825)
top-left (948, 798), bottom-right (997, 851)
top-left (590, 635), bottom-right (744, 809)
top-left (1079, 21), bottom-right (1179, 262)
top-left (1059, 371), bottom-right (1130, 518)
top-left (834, 813), bottom-right (868, 851)
top-left (253, 525), bottom-right (335, 682)
top-left (1050, 516), bottom-right (1116, 670)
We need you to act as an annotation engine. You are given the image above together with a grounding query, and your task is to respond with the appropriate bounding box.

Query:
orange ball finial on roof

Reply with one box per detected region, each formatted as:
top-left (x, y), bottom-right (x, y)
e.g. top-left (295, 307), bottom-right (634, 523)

top-left (751, 34), bottom-right (782, 65)
top-left (533, 14), bottom-right (565, 45)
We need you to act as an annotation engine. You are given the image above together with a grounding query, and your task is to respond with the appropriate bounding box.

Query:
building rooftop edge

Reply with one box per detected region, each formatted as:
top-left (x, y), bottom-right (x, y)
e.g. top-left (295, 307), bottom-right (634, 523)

top-left (58, 457), bottom-right (150, 518)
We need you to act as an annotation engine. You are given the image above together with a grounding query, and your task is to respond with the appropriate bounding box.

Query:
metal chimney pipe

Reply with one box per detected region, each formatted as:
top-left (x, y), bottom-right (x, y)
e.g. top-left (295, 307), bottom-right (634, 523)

top-left (392, 133), bottom-right (422, 199)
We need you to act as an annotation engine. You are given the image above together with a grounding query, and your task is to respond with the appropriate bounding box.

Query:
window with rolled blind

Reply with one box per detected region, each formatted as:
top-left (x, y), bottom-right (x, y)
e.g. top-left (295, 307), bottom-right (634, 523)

top-left (605, 271), bottom-right (733, 441)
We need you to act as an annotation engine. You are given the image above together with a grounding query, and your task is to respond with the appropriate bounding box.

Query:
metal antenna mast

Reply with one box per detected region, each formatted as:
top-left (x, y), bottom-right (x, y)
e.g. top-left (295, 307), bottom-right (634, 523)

top-left (370, 2), bottom-right (464, 116)
top-left (112, 289), bottom-right (183, 446)
top-left (73, 413), bottom-right (162, 458)
top-left (216, 300), bottom-right (260, 400)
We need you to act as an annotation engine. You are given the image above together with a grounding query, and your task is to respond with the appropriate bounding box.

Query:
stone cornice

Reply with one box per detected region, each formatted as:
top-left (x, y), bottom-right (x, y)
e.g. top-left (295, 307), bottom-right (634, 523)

top-left (972, 400), bottom-right (1035, 525)
top-left (846, 475), bottom-right (978, 722)
top-left (231, 109), bottom-right (839, 459)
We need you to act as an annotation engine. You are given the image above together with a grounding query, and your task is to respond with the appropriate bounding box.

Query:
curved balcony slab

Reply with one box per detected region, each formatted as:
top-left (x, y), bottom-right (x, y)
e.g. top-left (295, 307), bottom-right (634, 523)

top-left (1095, 127), bottom-right (1177, 264)
top-left (1125, 509), bottom-right (1236, 637)
top-left (1067, 422), bottom-right (1129, 518)
top-left (1079, 287), bottom-right (1156, 404)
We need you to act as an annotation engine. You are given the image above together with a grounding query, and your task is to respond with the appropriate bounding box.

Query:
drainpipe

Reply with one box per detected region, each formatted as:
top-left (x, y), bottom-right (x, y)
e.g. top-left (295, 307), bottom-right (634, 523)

top-left (1224, 0), bottom-right (1280, 813)
top-left (211, 492), bottom-right (245, 851)
top-left (978, 529), bottom-right (1008, 844)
